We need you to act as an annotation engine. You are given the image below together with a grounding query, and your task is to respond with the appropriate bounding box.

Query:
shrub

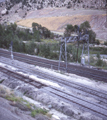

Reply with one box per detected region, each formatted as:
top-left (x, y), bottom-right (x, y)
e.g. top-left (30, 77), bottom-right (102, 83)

top-left (104, 41), bottom-right (107, 46)
top-left (31, 108), bottom-right (47, 118)
top-left (96, 53), bottom-right (100, 59)
top-left (96, 59), bottom-right (103, 66)
top-left (96, 39), bottom-right (100, 45)
top-left (89, 30), bottom-right (96, 43)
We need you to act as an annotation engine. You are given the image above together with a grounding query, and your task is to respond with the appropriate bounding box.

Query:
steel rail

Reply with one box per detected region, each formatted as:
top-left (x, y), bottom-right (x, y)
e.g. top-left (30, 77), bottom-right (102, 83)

top-left (46, 88), bottom-right (107, 120)
top-left (0, 66), bottom-right (46, 89)
top-left (0, 66), bottom-right (107, 120)
top-left (0, 49), bottom-right (107, 82)
top-left (0, 51), bottom-right (107, 82)
top-left (0, 59), bottom-right (107, 106)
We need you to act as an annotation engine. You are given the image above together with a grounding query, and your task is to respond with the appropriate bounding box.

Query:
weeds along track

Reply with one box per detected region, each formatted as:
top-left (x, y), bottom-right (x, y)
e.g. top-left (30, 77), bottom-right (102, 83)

top-left (0, 49), bottom-right (107, 82)
top-left (0, 65), bottom-right (107, 119)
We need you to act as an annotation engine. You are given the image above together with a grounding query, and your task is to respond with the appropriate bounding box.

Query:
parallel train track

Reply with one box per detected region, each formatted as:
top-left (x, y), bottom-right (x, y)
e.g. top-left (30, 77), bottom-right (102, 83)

top-left (0, 49), bottom-right (107, 119)
top-left (0, 65), bottom-right (107, 120)
top-left (0, 49), bottom-right (107, 82)
top-left (0, 57), bottom-right (107, 105)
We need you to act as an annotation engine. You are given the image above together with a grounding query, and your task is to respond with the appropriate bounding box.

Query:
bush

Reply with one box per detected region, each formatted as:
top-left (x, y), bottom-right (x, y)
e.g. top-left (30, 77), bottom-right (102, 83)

top-left (31, 109), bottom-right (47, 118)
top-left (90, 56), bottom-right (95, 65)
top-left (96, 59), bottom-right (103, 66)
top-left (25, 40), bottom-right (36, 54)
top-left (101, 48), bottom-right (107, 54)
top-left (104, 41), bottom-right (107, 46)
top-left (96, 53), bottom-right (100, 59)
top-left (50, 52), bottom-right (59, 60)
top-left (96, 39), bottom-right (100, 45)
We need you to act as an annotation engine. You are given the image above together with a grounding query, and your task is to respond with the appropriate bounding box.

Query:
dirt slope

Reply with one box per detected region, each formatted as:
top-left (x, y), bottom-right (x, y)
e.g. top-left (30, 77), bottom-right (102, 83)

top-left (16, 8), bottom-right (107, 41)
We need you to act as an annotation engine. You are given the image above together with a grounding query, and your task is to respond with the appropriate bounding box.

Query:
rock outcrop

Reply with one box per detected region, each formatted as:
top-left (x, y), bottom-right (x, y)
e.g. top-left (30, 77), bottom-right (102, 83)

top-left (0, 0), bottom-right (106, 14)
top-left (0, 0), bottom-right (106, 21)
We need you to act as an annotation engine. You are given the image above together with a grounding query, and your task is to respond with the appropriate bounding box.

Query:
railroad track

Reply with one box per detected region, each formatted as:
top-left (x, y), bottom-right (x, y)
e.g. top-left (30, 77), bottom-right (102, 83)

top-left (0, 66), bottom-right (46, 89)
top-left (1, 58), bottom-right (107, 105)
top-left (0, 65), bottom-right (107, 120)
top-left (1, 57), bottom-right (107, 103)
top-left (0, 49), bottom-right (107, 82)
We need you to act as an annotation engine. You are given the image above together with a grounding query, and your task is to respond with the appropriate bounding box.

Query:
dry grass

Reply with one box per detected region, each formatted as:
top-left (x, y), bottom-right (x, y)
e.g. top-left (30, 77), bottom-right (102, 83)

top-left (16, 15), bottom-right (92, 31)
top-left (16, 14), bottom-right (106, 33)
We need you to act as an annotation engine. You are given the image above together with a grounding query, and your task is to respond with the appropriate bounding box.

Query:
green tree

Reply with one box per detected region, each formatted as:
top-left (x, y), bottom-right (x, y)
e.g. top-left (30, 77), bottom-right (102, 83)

top-left (80, 21), bottom-right (91, 32)
top-left (33, 30), bottom-right (41, 42)
top-left (89, 30), bottom-right (96, 43)
top-left (74, 25), bottom-right (78, 33)
top-left (104, 41), bottom-right (107, 46)
top-left (96, 39), bottom-right (100, 45)
top-left (64, 24), bottom-right (74, 37)
top-left (25, 40), bottom-right (36, 54)
top-left (80, 21), bottom-right (96, 43)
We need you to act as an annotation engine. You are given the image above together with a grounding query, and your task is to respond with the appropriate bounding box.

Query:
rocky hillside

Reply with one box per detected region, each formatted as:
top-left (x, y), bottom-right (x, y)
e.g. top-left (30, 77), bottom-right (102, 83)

top-left (0, 0), bottom-right (106, 17)
top-left (0, 0), bottom-right (107, 40)
top-left (0, 0), bottom-right (106, 10)
top-left (0, 0), bottom-right (106, 22)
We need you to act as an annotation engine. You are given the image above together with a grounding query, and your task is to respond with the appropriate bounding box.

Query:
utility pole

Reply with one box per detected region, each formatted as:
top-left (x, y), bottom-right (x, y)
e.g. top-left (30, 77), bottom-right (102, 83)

top-left (58, 28), bottom-right (90, 71)
top-left (65, 38), bottom-right (67, 71)
top-left (58, 38), bottom-right (67, 72)
top-left (76, 38), bottom-right (79, 63)
top-left (10, 41), bottom-right (14, 60)
top-left (105, 0), bottom-right (107, 28)
top-left (76, 27), bottom-right (80, 63)
top-left (87, 35), bottom-right (90, 66)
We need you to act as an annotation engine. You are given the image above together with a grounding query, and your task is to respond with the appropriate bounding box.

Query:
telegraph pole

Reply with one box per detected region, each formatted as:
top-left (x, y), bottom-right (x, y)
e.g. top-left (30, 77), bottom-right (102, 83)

top-left (65, 38), bottom-right (67, 71)
top-left (76, 38), bottom-right (79, 63)
top-left (58, 37), bottom-right (67, 72)
top-left (87, 35), bottom-right (90, 66)
top-left (105, 0), bottom-right (107, 28)
top-left (76, 27), bottom-right (80, 63)
top-left (10, 41), bottom-right (14, 60)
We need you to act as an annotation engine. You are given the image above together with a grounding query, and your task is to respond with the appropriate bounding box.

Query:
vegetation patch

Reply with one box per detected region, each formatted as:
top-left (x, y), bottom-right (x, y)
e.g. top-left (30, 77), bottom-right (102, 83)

top-left (31, 108), bottom-right (48, 118)
top-left (41, 39), bottom-right (59, 44)
top-left (5, 95), bottom-right (20, 102)
top-left (0, 85), bottom-right (50, 118)
top-left (0, 21), bottom-right (107, 69)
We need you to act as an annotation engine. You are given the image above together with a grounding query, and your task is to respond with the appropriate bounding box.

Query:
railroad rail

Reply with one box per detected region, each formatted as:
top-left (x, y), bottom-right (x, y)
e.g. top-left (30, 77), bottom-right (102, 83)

top-left (0, 65), bottom-right (107, 120)
top-left (0, 57), bottom-right (107, 106)
top-left (0, 49), bottom-right (107, 82)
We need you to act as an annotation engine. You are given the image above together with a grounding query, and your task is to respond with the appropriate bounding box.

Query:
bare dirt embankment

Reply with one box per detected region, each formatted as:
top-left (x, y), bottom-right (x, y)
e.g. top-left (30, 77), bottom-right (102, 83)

top-left (16, 8), bottom-right (107, 41)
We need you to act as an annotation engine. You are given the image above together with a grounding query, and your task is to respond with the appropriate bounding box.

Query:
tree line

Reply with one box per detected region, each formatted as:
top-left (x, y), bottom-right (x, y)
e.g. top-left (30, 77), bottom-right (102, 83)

top-left (0, 22), bottom-right (53, 49)
top-left (64, 21), bottom-right (96, 43)
top-left (0, 21), bottom-right (101, 64)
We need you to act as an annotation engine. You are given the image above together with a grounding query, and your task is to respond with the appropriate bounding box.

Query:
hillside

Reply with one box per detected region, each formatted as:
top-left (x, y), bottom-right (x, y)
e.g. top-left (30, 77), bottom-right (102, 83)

top-left (0, 0), bottom-right (107, 40)
top-left (0, 0), bottom-right (106, 22)
top-left (16, 8), bottom-right (107, 41)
